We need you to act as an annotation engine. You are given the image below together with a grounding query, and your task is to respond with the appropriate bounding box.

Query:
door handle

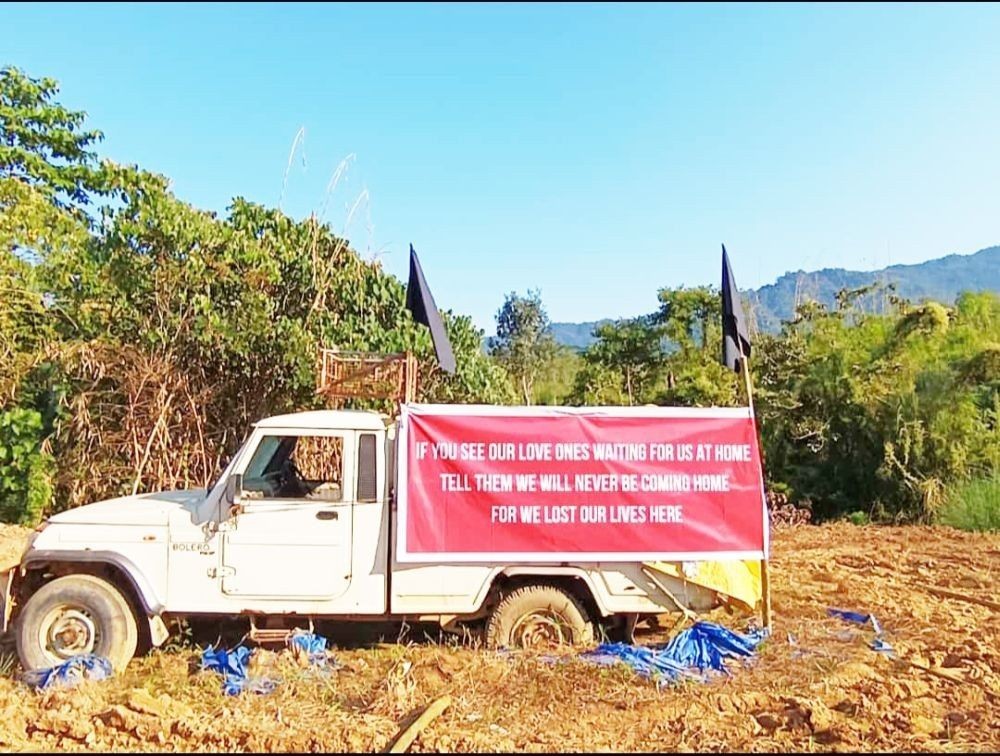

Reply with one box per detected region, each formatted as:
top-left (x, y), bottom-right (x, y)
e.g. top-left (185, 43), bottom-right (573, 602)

top-left (316, 510), bottom-right (338, 520)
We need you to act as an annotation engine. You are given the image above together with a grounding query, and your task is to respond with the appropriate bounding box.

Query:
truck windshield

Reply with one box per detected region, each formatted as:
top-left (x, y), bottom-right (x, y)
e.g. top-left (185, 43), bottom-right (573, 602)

top-left (206, 435), bottom-right (251, 495)
top-left (244, 436), bottom-right (285, 481)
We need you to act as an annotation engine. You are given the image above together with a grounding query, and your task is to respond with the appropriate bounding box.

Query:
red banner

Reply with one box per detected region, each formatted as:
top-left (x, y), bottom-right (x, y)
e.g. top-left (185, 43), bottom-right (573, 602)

top-left (396, 405), bottom-right (768, 563)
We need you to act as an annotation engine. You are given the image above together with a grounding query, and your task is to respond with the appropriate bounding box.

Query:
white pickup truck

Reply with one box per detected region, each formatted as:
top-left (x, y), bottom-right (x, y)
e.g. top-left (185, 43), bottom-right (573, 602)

top-left (2, 407), bottom-right (726, 673)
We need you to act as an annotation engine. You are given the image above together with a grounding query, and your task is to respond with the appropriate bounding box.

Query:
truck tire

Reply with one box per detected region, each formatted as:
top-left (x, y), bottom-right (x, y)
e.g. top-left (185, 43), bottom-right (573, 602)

top-left (486, 583), bottom-right (595, 649)
top-left (16, 574), bottom-right (138, 673)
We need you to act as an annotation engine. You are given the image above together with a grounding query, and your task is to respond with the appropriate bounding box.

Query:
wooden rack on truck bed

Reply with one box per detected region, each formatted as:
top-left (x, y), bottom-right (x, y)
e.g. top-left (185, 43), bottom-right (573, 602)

top-left (317, 349), bottom-right (418, 407)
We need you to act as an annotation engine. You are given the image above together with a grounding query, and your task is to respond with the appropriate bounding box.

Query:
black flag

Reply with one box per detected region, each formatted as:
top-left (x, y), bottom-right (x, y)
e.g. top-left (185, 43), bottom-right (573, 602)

top-left (406, 244), bottom-right (457, 374)
top-left (721, 244), bottom-right (752, 372)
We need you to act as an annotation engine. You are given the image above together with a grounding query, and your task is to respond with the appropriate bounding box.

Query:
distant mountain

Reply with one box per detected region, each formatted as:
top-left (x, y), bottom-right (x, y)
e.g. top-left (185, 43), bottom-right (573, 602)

top-left (548, 320), bottom-right (613, 351)
top-left (550, 245), bottom-right (1000, 349)
top-left (748, 245), bottom-right (1000, 333)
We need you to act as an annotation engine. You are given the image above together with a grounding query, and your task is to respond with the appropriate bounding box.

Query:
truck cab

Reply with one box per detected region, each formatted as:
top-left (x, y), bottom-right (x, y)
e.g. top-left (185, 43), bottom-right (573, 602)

top-left (3, 409), bottom-right (722, 673)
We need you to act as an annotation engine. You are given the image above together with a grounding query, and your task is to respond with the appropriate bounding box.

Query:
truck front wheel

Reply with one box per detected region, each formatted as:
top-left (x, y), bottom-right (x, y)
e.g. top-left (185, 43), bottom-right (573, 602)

top-left (16, 574), bottom-right (138, 673)
top-left (486, 583), bottom-right (595, 649)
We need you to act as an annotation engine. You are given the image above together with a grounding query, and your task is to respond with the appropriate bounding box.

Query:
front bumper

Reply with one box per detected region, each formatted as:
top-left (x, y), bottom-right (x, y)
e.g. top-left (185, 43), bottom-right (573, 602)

top-left (1, 567), bottom-right (15, 633)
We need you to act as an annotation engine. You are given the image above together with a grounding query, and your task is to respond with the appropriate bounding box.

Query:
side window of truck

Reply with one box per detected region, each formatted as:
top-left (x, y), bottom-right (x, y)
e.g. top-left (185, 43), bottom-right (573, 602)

top-left (242, 434), bottom-right (345, 502)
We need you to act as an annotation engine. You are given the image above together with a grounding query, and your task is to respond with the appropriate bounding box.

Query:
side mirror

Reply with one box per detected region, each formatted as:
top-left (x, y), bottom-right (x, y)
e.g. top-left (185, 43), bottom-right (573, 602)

top-left (224, 473), bottom-right (243, 511)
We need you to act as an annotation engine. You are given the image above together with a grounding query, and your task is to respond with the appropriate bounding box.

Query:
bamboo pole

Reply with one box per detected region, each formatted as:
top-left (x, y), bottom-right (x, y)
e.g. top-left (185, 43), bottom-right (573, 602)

top-left (922, 586), bottom-right (1000, 612)
top-left (384, 695), bottom-right (451, 753)
top-left (740, 349), bottom-right (772, 632)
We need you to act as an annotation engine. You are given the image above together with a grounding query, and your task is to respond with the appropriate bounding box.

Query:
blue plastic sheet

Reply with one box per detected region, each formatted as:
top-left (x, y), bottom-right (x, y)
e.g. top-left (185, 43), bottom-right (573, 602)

top-left (870, 637), bottom-right (895, 655)
top-left (200, 630), bottom-right (335, 695)
top-left (827, 607), bottom-right (883, 635)
top-left (22, 654), bottom-right (114, 690)
top-left (288, 630), bottom-right (329, 666)
top-left (827, 607), bottom-right (894, 656)
top-left (660, 621), bottom-right (767, 671)
top-left (580, 621), bottom-right (766, 687)
top-left (581, 643), bottom-right (694, 685)
top-left (200, 645), bottom-right (277, 696)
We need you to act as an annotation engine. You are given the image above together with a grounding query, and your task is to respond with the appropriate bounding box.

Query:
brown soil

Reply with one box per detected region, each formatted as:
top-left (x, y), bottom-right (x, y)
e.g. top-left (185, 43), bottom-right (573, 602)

top-left (0, 522), bottom-right (996, 752)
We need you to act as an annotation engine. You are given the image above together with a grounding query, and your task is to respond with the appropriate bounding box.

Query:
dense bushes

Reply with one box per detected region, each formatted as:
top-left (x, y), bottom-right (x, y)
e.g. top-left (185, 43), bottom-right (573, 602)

top-left (1, 66), bottom-right (512, 524)
top-left (755, 289), bottom-right (999, 522)
top-left (0, 408), bottom-right (52, 525)
top-left (562, 283), bottom-right (999, 525)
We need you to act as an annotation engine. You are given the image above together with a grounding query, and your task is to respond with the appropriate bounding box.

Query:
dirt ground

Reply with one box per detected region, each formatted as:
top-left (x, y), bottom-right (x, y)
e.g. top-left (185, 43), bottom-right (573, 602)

top-left (0, 521), bottom-right (997, 753)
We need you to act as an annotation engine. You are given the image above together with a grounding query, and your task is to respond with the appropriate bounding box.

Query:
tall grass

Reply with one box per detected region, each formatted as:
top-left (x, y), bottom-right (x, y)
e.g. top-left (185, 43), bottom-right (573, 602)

top-left (0, 651), bottom-right (17, 677)
top-left (937, 476), bottom-right (1000, 532)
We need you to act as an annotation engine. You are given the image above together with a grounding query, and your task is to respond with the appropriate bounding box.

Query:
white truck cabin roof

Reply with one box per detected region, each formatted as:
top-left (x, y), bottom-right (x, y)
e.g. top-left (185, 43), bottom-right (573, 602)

top-left (254, 409), bottom-right (388, 431)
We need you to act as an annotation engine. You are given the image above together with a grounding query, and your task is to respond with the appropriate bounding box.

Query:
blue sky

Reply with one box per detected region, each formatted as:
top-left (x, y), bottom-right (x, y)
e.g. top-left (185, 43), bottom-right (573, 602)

top-left (4, 2), bottom-right (1000, 332)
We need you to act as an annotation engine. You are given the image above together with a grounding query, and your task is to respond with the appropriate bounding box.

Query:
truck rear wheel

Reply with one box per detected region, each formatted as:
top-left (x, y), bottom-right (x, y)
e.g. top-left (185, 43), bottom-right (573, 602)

top-left (16, 574), bottom-right (138, 673)
top-left (486, 583), bottom-right (595, 649)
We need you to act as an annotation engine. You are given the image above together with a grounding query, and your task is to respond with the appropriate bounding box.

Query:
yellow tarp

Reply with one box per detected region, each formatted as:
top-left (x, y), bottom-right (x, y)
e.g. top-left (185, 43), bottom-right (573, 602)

top-left (645, 559), bottom-right (762, 612)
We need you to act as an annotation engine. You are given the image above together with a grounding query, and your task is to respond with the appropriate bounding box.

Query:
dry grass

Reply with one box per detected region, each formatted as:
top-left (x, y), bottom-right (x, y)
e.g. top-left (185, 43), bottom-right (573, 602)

top-left (0, 522), bottom-right (997, 752)
top-left (0, 523), bottom-right (29, 568)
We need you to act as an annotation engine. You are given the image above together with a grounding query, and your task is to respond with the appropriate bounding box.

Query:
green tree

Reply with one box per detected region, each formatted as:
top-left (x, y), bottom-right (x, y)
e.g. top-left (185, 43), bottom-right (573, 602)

top-left (0, 66), bottom-right (514, 523)
top-left (489, 289), bottom-right (558, 404)
top-left (568, 287), bottom-right (739, 408)
top-left (0, 66), bottom-right (107, 523)
top-left (37, 174), bottom-right (514, 510)
top-left (1, 66), bottom-right (96, 389)
top-left (569, 360), bottom-right (629, 406)
top-left (654, 286), bottom-right (739, 407)
top-left (755, 287), bottom-right (1000, 522)
top-left (0, 66), bottom-right (107, 218)
top-left (571, 316), bottom-right (666, 405)
top-left (0, 408), bottom-right (52, 525)
top-left (533, 345), bottom-right (584, 405)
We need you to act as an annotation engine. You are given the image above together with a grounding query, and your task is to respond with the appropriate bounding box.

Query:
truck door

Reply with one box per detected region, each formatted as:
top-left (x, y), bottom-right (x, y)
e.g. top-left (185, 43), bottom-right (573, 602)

top-left (221, 430), bottom-right (353, 600)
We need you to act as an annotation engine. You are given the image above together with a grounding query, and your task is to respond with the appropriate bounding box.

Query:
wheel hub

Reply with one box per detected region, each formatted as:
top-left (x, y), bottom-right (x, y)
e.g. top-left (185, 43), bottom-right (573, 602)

top-left (511, 610), bottom-right (569, 649)
top-left (43, 607), bottom-right (98, 660)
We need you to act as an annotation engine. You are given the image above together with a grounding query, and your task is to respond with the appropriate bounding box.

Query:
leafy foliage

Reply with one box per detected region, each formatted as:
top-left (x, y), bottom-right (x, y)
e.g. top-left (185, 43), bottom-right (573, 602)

top-left (541, 283), bottom-right (998, 524)
top-left (528, 345), bottom-right (583, 406)
top-left (0, 408), bottom-right (52, 526)
top-left (654, 287), bottom-right (739, 407)
top-left (569, 287), bottom-right (738, 407)
top-left (0, 67), bottom-right (107, 217)
top-left (570, 315), bottom-right (666, 406)
top-left (755, 289), bottom-right (1000, 522)
top-left (488, 289), bottom-right (558, 404)
top-left (0, 67), bottom-right (512, 521)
